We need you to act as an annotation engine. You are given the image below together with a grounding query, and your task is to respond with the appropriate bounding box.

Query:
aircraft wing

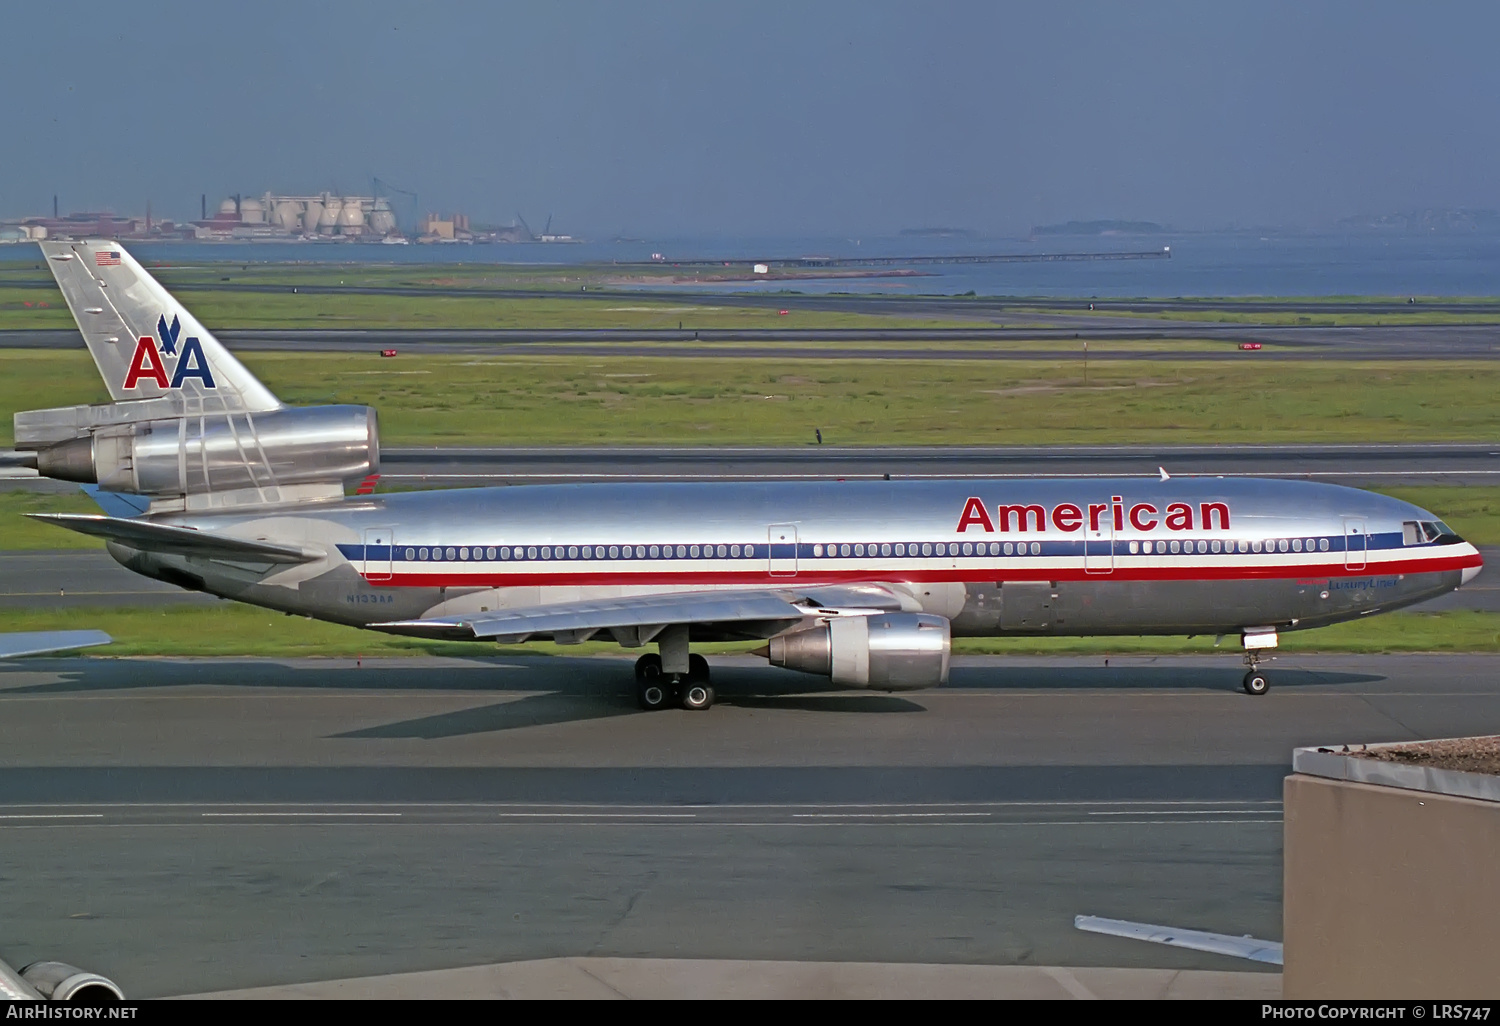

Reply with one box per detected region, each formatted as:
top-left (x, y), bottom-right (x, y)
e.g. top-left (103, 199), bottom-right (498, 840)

top-left (375, 583), bottom-right (909, 643)
top-left (0, 630), bottom-right (112, 659)
top-left (27, 513), bottom-right (323, 564)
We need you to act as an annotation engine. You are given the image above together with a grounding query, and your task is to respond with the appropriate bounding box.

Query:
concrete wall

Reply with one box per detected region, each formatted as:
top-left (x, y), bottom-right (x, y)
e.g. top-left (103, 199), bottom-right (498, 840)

top-left (1283, 774), bottom-right (1500, 998)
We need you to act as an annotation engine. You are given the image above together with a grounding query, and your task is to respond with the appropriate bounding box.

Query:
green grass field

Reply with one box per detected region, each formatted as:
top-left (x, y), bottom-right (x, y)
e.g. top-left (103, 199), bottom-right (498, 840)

top-left (0, 285), bottom-right (980, 331)
top-left (0, 604), bottom-right (1492, 659)
top-left (3, 350), bottom-right (1500, 447)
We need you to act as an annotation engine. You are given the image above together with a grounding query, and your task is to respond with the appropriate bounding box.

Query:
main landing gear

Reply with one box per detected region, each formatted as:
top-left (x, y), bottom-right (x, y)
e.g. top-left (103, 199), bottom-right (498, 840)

top-left (634, 653), bottom-right (714, 711)
top-left (1242, 651), bottom-right (1269, 696)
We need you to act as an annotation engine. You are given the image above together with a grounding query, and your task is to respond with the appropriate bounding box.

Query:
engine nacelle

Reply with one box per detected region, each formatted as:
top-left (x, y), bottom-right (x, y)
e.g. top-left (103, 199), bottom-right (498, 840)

top-left (16, 961), bottom-right (123, 1003)
top-left (34, 405), bottom-right (378, 499)
top-left (767, 613), bottom-right (951, 690)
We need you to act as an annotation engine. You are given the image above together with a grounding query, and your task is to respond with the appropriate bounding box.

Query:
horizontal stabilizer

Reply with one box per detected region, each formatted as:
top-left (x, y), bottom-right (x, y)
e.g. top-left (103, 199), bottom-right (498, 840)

top-left (82, 485), bottom-right (151, 519)
top-left (0, 630), bottom-right (112, 659)
top-left (27, 513), bottom-right (322, 564)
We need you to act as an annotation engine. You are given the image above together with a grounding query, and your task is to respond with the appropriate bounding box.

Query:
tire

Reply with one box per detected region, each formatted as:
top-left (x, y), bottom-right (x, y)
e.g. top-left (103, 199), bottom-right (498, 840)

top-left (634, 653), bottom-right (662, 682)
top-left (680, 682), bottom-right (715, 711)
top-left (688, 653), bottom-right (710, 681)
top-left (637, 673), bottom-right (671, 711)
top-left (1242, 671), bottom-right (1269, 696)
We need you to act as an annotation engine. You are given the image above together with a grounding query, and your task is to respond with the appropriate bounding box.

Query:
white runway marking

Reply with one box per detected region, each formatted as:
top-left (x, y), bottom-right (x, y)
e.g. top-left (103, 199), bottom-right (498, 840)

top-left (200, 812), bottom-right (403, 818)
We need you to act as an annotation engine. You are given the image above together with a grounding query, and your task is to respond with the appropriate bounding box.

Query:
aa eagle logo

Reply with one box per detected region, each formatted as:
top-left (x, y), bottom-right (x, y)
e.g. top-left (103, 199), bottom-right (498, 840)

top-left (123, 314), bottom-right (217, 390)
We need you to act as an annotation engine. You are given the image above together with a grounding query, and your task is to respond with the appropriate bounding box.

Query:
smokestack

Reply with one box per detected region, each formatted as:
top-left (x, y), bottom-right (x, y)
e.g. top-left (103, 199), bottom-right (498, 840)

top-left (146, 200), bottom-right (151, 233)
top-left (201, 193), bottom-right (206, 220)
top-left (52, 195), bottom-right (57, 218)
top-left (234, 193), bottom-right (241, 220)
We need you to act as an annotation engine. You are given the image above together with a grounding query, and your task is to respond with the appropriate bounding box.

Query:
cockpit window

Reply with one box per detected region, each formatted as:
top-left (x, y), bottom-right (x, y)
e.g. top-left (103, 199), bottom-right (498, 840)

top-left (1403, 521), bottom-right (1420, 545)
top-left (1415, 520), bottom-right (1463, 545)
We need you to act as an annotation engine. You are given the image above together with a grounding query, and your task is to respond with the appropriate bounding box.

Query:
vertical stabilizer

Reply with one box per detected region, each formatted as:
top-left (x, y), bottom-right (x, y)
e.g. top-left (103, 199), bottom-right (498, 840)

top-left (39, 240), bottom-right (281, 413)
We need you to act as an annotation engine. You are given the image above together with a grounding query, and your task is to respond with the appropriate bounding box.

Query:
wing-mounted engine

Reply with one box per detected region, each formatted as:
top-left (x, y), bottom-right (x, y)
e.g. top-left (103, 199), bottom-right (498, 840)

top-left (0, 955), bottom-right (123, 1003)
top-left (766, 612), bottom-right (951, 691)
top-left (16, 402), bottom-right (379, 512)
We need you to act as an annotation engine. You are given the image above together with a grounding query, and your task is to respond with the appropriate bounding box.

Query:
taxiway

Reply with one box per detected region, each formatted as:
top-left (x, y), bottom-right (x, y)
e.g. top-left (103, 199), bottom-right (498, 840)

top-left (1, 652), bottom-right (1498, 996)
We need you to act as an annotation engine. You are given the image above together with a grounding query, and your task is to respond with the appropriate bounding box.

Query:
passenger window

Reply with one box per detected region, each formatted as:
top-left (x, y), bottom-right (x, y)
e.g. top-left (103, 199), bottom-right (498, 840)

top-left (1129, 541), bottom-right (1139, 554)
top-left (1169, 540), bottom-right (1180, 553)
top-left (1030, 542), bottom-right (1041, 555)
top-left (1292, 539), bottom-right (1302, 552)
top-left (1319, 538), bottom-right (1329, 551)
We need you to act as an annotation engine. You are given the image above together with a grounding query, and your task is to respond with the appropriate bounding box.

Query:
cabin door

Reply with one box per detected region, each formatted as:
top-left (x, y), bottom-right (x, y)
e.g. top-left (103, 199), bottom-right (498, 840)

top-left (1084, 504), bottom-right (1115, 575)
top-left (364, 527), bottom-right (394, 582)
top-left (768, 524), bottom-right (798, 577)
top-left (1343, 519), bottom-right (1367, 572)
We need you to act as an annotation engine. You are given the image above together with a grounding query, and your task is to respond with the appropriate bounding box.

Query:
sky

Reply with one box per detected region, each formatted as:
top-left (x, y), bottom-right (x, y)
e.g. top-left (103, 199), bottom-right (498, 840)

top-left (1, 1), bottom-right (1496, 237)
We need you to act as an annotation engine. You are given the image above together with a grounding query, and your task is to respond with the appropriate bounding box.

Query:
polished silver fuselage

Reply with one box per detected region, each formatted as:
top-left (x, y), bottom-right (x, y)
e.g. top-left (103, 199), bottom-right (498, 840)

top-left (105, 476), bottom-right (1480, 641)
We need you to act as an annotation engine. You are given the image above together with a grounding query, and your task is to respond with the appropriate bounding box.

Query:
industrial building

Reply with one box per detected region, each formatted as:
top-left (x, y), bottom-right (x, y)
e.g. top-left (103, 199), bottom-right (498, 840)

top-left (198, 193), bottom-right (400, 239)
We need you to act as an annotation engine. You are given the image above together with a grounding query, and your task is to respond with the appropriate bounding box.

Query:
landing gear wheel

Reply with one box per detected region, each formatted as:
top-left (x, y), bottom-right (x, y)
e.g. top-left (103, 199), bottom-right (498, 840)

top-left (637, 676), bottom-right (671, 711)
top-left (635, 655), bottom-right (670, 710)
top-left (680, 680), bottom-right (715, 711)
top-left (689, 653), bottom-right (710, 681)
top-left (1243, 671), bottom-right (1269, 696)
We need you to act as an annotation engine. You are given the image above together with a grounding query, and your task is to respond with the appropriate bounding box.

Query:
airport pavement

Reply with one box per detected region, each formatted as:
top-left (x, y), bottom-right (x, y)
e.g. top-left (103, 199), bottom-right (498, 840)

top-left (1, 651), bottom-right (1498, 997)
top-left (10, 273), bottom-right (1498, 315)
top-left (373, 442), bottom-right (1500, 486)
top-left (10, 441), bottom-right (1497, 487)
top-left (3, 323), bottom-right (1499, 359)
top-left (186, 957), bottom-right (1281, 1000)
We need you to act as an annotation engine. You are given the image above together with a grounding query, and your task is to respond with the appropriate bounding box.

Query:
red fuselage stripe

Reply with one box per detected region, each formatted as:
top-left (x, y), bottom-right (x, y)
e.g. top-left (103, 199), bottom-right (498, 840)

top-left (360, 553), bottom-right (1480, 587)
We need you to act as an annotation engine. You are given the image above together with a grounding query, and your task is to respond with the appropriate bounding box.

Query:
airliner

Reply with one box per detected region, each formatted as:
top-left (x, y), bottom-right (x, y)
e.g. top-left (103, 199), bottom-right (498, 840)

top-left (14, 240), bottom-right (1481, 708)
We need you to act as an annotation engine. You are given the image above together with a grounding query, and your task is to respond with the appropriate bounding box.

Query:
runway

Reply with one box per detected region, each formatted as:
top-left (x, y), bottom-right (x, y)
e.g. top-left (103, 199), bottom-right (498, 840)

top-left (375, 442), bottom-right (1500, 486)
top-left (4, 323), bottom-right (1500, 359)
top-left (1, 651), bottom-right (1498, 996)
top-left (11, 441), bottom-right (1499, 490)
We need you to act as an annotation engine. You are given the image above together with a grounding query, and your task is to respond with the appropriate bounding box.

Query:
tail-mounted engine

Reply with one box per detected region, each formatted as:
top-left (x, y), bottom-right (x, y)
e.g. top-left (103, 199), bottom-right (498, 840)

top-left (767, 613), bottom-right (951, 690)
top-left (16, 402), bottom-right (378, 511)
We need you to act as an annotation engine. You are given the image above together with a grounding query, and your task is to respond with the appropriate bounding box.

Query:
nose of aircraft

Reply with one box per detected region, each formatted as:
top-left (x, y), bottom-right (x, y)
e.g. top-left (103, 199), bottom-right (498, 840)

top-left (1462, 550), bottom-right (1483, 586)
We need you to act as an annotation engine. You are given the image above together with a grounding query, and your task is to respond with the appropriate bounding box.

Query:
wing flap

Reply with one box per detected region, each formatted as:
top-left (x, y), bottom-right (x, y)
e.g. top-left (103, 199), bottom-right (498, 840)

top-left (377, 589), bottom-right (816, 642)
top-left (27, 513), bottom-right (322, 564)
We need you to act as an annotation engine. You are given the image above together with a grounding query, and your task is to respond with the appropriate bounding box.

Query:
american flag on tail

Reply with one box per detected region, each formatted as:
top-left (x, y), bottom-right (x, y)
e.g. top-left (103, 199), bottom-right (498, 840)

top-left (95, 251), bottom-right (121, 266)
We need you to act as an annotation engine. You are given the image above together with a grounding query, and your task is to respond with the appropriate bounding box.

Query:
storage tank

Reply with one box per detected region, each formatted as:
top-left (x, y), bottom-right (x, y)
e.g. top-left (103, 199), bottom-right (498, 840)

top-left (238, 198), bottom-right (264, 224)
top-left (218, 198), bottom-right (238, 217)
top-left (318, 197), bottom-right (342, 233)
top-left (368, 199), bottom-right (396, 235)
top-left (272, 201), bottom-right (302, 231)
top-left (301, 200), bottom-right (324, 233)
top-left (337, 198), bottom-right (365, 234)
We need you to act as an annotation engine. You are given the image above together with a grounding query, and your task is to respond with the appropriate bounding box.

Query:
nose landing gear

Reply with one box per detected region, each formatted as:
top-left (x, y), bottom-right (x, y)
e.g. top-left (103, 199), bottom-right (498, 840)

top-left (1242, 651), bottom-right (1269, 695)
